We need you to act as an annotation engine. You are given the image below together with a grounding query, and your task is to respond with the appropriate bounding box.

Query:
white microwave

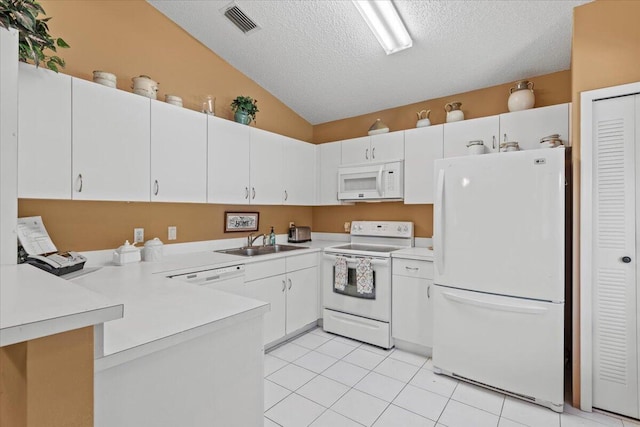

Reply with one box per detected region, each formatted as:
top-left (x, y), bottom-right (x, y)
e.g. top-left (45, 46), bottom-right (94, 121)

top-left (337, 160), bottom-right (403, 202)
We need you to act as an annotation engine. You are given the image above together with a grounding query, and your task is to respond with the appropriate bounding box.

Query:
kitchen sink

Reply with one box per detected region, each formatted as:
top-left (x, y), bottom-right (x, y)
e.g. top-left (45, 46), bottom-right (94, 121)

top-left (216, 244), bottom-right (308, 257)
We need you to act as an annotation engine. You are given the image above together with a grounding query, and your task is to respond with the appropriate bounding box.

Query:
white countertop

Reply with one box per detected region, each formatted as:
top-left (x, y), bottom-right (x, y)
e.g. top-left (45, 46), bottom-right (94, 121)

top-left (70, 241), bottom-right (342, 368)
top-left (392, 247), bottom-right (434, 261)
top-left (0, 265), bottom-right (124, 347)
top-left (0, 238), bottom-right (342, 364)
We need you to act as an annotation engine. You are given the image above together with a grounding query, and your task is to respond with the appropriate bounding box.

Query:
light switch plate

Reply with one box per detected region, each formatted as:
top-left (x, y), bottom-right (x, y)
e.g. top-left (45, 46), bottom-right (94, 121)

top-left (134, 228), bottom-right (144, 243)
top-left (344, 222), bottom-right (351, 232)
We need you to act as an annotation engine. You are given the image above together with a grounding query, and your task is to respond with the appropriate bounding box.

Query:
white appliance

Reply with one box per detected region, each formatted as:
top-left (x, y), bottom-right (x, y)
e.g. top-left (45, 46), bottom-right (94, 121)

top-left (338, 160), bottom-right (403, 202)
top-left (323, 221), bottom-right (414, 348)
top-left (168, 264), bottom-right (245, 291)
top-left (432, 148), bottom-right (566, 412)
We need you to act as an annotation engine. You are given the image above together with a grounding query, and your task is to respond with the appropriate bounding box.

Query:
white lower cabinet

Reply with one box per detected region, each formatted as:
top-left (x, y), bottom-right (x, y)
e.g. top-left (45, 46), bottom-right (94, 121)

top-left (243, 253), bottom-right (318, 347)
top-left (392, 257), bottom-right (434, 354)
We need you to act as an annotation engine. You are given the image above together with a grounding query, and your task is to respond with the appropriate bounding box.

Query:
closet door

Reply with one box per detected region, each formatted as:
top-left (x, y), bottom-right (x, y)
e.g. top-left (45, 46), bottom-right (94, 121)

top-left (592, 94), bottom-right (638, 418)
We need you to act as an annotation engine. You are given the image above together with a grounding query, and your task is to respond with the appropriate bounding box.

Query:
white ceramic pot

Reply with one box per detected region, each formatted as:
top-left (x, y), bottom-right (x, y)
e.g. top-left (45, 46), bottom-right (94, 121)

top-left (165, 94), bottom-right (183, 107)
top-left (500, 141), bottom-right (520, 152)
top-left (467, 140), bottom-right (485, 155)
top-left (131, 75), bottom-right (159, 99)
top-left (113, 240), bottom-right (141, 266)
top-left (508, 80), bottom-right (535, 112)
top-left (142, 238), bottom-right (164, 262)
top-left (445, 102), bottom-right (464, 123)
top-left (93, 70), bottom-right (117, 88)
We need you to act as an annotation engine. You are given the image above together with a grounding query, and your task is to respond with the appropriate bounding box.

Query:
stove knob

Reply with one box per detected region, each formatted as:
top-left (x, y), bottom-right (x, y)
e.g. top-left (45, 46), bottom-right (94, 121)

top-left (403, 225), bottom-right (409, 232)
top-left (397, 226), bottom-right (402, 232)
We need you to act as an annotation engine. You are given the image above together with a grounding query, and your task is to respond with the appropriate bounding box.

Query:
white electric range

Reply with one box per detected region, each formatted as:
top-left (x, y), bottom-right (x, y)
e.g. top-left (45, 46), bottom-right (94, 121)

top-left (323, 221), bottom-right (414, 348)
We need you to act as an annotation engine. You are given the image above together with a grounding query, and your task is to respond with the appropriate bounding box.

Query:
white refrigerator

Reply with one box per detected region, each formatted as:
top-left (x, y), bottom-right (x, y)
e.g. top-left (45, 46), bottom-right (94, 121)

top-left (432, 148), bottom-right (565, 412)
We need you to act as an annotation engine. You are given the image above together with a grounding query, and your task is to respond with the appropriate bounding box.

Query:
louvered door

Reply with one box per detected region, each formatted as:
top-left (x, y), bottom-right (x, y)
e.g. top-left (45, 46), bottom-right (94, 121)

top-left (592, 94), bottom-right (638, 418)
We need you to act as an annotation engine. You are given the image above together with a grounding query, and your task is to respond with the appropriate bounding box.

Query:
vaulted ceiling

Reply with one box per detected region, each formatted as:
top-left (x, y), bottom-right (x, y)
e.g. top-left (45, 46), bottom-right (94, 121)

top-left (149, 0), bottom-right (588, 125)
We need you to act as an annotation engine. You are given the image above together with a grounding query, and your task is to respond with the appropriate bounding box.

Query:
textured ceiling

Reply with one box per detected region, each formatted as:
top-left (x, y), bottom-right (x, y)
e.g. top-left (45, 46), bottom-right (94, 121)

top-left (149, 0), bottom-right (588, 125)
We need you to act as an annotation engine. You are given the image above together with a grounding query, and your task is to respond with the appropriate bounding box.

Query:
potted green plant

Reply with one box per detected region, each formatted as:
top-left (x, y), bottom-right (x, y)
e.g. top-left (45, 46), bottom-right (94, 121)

top-left (0, 0), bottom-right (69, 71)
top-left (230, 96), bottom-right (259, 125)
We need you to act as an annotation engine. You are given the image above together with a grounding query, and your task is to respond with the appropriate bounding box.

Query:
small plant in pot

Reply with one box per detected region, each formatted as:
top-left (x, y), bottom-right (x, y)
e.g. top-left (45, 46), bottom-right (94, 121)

top-left (0, 0), bottom-right (70, 72)
top-left (230, 96), bottom-right (259, 125)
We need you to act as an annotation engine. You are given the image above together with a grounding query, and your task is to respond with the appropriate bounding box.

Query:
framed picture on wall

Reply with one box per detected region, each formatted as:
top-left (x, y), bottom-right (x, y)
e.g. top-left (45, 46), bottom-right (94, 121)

top-left (224, 212), bottom-right (259, 232)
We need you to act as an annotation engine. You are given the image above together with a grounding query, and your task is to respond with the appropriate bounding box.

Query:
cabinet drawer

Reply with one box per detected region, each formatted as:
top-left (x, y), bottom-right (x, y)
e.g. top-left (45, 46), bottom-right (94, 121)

top-left (286, 252), bottom-right (318, 272)
top-left (245, 258), bottom-right (286, 282)
top-left (393, 258), bottom-right (433, 279)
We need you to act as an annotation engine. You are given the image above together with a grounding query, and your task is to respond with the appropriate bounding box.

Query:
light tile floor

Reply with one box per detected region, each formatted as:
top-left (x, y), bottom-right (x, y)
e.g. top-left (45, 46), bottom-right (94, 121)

top-left (264, 327), bottom-right (640, 427)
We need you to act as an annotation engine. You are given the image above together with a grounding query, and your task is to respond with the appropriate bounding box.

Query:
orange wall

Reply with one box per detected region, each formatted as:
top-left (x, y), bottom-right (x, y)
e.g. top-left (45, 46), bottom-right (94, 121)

top-left (313, 70), bottom-right (571, 144)
top-left (0, 327), bottom-right (94, 427)
top-left (570, 0), bottom-right (640, 406)
top-left (313, 70), bottom-right (571, 235)
top-left (19, 200), bottom-right (313, 253)
top-left (40, 0), bottom-right (312, 141)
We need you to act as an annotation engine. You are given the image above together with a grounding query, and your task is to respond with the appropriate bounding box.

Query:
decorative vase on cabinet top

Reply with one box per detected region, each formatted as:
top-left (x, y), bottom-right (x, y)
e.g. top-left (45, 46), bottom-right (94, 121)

top-left (416, 109), bottom-right (431, 127)
top-left (508, 80), bottom-right (535, 112)
top-left (234, 110), bottom-right (251, 125)
top-left (131, 75), bottom-right (159, 99)
top-left (368, 118), bottom-right (390, 135)
top-left (445, 102), bottom-right (464, 123)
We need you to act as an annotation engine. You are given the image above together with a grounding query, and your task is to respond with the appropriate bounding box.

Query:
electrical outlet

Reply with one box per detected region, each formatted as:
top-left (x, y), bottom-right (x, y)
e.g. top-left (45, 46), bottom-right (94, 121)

top-left (134, 228), bottom-right (144, 243)
top-left (168, 226), bottom-right (177, 241)
top-left (344, 222), bottom-right (351, 232)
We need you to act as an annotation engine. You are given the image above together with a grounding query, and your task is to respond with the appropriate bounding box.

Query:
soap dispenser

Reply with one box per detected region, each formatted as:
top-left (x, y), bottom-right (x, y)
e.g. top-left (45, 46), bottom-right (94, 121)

top-left (269, 226), bottom-right (276, 245)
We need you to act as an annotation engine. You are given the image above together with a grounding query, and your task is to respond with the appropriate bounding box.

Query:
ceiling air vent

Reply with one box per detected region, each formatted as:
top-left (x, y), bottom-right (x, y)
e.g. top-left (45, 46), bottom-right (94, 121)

top-left (221, 2), bottom-right (261, 35)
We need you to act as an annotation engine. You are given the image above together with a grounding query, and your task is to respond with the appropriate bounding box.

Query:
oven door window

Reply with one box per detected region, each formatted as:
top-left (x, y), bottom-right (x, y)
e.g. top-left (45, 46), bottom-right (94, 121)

top-left (333, 266), bottom-right (376, 300)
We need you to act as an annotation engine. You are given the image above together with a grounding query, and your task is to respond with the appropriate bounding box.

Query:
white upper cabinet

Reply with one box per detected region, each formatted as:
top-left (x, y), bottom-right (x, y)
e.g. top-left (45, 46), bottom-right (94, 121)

top-left (443, 115), bottom-right (500, 157)
top-left (282, 136), bottom-right (316, 205)
top-left (317, 141), bottom-right (342, 205)
top-left (341, 136), bottom-right (370, 164)
top-left (18, 63), bottom-right (72, 199)
top-left (250, 127), bottom-right (283, 205)
top-left (404, 125), bottom-right (444, 204)
top-left (208, 116), bottom-right (251, 204)
top-left (341, 132), bottom-right (404, 164)
top-left (150, 101), bottom-right (207, 203)
top-left (72, 78), bottom-right (150, 201)
top-left (370, 132), bottom-right (404, 162)
top-left (499, 103), bottom-right (570, 150)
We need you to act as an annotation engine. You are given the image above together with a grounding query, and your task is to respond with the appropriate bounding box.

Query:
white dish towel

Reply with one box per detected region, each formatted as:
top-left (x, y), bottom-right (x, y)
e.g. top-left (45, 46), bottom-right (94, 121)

top-left (334, 256), bottom-right (347, 291)
top-left (356, 257), bottom-right (373, 295)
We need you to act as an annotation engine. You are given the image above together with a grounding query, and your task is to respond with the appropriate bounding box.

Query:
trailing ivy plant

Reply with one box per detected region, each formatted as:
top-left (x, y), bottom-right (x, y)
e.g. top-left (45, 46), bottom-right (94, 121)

top-left (230, 96), bottom-right (259, 123)
top-left (0, 0), bottom-right (69, 72)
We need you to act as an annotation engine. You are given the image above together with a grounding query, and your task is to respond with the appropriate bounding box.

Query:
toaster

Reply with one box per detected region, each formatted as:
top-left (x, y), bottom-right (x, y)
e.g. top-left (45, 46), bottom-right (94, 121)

top-left (288, 226), bottom-right (312, 243)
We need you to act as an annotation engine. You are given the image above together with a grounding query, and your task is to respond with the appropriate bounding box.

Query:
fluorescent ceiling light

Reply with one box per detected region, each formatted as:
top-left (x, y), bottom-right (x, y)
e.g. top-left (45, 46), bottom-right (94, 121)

top-left (352, 0), bottom-right (412, 55)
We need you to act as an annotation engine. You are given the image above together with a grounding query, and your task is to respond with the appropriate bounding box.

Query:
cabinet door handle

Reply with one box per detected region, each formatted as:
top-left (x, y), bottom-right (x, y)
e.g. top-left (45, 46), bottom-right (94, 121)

top-left (245, 187), bottom-right (249, 199)
top-left (77, 174), bottom-right (83, 192)
top-left (492, 135), bottom-right (496, 150)
top-left (365, 148), bottom-right (369, 160)
top-left (372, 147), bottom-right (376, 159)
top-left (622, 256), bottom-right (632, 263)
top-left (427, 285), bottom-right (431, 299)
top-left (282, 280), bottom-right (286, 292)
top-left (405, 266), bottom-right (419, 271)
top-left (504, 133), bottom-right (508, 143)
top-left (288, 278), bottom-right (292, 290)
top-left (252, 187), bottom-right (256, 200)
top-left (284, 190), bottom-right (288, 201)
top-left (154, 180), bottom-right (159, 196)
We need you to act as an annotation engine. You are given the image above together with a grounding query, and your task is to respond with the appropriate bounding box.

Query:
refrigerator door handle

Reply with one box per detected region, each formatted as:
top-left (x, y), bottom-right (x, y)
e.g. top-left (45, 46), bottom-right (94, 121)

top-left (435, 169), bottom-right (445, 274)
top-left (442, 291), bottom-right (548, 315)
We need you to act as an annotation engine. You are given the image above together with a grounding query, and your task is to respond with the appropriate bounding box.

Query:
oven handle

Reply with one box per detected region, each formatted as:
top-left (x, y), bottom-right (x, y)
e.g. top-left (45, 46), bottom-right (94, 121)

top-left (323, 253), bottom-right (390, 266)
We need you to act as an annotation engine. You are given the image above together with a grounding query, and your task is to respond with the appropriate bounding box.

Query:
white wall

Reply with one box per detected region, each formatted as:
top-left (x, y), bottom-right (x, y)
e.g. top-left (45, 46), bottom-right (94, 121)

top-left (0, 27), bottom-right (18, 265)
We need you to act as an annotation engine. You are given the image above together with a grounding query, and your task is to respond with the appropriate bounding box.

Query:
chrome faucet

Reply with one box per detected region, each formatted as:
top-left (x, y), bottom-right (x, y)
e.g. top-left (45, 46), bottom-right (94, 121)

top-left (247, 233), bottom-right (266, 247)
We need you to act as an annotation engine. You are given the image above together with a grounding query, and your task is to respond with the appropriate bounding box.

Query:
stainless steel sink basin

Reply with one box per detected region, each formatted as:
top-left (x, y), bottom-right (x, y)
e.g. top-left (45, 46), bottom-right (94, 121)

top-left (216, 244), bottom-right (308, 257)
